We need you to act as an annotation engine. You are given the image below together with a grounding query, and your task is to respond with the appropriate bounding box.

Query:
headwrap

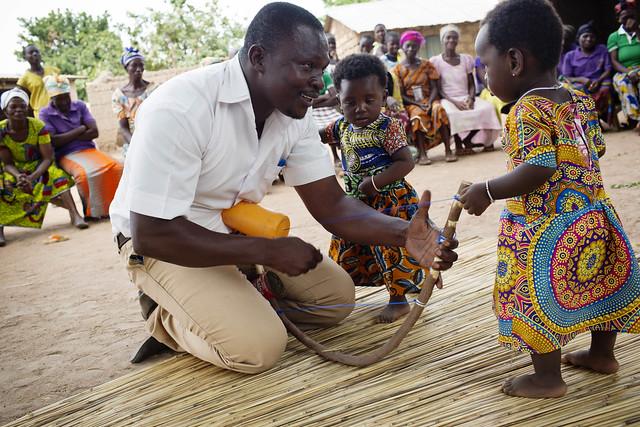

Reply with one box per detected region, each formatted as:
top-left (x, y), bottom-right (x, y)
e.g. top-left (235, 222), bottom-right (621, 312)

top-left (1, 88), bottom-right (29, 110)
top-left (576, 21), bottom-right (596, 39)
top-left (43, 75), bottom-right (71, 97)
top-left (616, 0), bottom-right (636, 14)
top-left (399, 30), bottom-right (425, 47)
top-left (120, 47), bottom-right (145, 69)
top-left (439, 24), bottom-right (461, 43)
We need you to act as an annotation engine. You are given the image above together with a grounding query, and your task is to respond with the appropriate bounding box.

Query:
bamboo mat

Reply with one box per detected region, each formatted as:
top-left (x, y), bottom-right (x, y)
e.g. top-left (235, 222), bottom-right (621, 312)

top-left (7, 237), bottom-right (640, 427)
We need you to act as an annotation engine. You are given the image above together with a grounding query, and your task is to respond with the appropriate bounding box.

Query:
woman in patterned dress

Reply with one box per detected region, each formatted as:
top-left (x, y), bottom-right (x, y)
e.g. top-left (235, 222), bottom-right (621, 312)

top-left (321, 54), bottom-right (428, 323)
top-left (393, 31), bottom-right (455, 165)
top-left (0, 88), bottom-right (87, 246)
top-left (111, 48), bottom-right (157, 157)
top-left (461, 0), bottom-right (640, 398)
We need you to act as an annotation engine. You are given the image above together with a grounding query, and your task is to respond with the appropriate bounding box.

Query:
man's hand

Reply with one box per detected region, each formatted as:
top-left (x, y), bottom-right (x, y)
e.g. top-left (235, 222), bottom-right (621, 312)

top-left (264, 237), bottom-right (323, 276)
top-left (405, 190), bottom-right (459, 288)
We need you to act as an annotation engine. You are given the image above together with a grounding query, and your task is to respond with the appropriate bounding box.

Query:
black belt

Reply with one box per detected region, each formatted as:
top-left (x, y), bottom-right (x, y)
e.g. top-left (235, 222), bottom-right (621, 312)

top-left (116, 233), bottom-right (131, 250)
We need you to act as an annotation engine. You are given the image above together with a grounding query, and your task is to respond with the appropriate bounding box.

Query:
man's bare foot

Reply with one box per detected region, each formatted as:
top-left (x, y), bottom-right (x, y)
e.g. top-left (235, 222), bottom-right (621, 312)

top-left (562, 350), bottom-right (619, 374)
top-left (502, 373), bottom-right (567, 398)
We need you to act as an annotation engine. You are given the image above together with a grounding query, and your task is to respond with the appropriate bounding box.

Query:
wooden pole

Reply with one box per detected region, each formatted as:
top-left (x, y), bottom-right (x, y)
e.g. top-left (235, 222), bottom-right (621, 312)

top-left (267, 181), bottom-right (471, 367)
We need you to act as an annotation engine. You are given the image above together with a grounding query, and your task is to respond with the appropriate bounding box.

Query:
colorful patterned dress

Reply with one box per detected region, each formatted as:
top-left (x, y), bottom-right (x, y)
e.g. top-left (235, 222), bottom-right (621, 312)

top-left (111, 82), bottom-right (156, 156)
top-left (393, 60), bottom-right (450, 149)
top-left (325, 114), bottom-right (426, 297)
top-left (495, 89), bottom-right (640, 354)
top-left (0, 118), bottom-right (74, 228)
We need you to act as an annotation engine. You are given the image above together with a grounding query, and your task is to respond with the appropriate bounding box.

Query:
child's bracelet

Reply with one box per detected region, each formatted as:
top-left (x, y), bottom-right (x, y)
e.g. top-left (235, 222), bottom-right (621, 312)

top-left (485, 181), bottom-right (495, 204)
top-left (371, 175), bottom-right (381, 192)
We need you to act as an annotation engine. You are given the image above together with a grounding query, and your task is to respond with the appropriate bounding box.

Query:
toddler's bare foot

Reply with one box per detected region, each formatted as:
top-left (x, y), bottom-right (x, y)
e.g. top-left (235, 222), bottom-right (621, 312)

top-left (562, 350), bottom-right (619, 374)
top-left (375, 298), bottom-right (410, 323)
top-left (502, 373), bottom-right (567, 398)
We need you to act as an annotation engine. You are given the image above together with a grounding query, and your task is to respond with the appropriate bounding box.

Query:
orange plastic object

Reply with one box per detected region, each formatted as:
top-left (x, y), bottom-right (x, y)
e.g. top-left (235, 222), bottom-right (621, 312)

top-left (221, 202), bottom-right (290, 238)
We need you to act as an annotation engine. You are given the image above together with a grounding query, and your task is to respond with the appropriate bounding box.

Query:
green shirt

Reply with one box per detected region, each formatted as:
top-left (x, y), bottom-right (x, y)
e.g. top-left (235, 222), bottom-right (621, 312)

top-left (319, 71), bottom-right (334, 96)
top-left (607, 26), bottom-right (640, 68)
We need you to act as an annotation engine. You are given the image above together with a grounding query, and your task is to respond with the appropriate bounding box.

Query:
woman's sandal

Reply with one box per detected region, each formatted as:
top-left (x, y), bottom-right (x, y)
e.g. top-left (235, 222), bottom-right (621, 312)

top-left (418, 155), bottom-right (432, 165)
top-left (456, 147), bottom-right (475, 156)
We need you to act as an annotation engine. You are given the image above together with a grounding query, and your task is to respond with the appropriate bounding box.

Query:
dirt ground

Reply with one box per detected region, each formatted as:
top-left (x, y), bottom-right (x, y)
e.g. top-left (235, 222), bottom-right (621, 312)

top-left (1, 131), bottom-right (639, 424)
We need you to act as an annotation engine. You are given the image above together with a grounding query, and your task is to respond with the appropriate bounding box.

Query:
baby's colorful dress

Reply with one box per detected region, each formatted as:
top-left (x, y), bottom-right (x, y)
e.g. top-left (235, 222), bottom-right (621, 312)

top-left (495, 88), bottom-right (640, 354)
top-left (325, 113), bottom-right (426, 297)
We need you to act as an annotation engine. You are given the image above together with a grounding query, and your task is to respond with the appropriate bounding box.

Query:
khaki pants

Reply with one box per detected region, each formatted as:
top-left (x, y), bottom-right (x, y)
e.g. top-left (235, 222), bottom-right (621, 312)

top-left (119, 241), bottom-right (355, 374)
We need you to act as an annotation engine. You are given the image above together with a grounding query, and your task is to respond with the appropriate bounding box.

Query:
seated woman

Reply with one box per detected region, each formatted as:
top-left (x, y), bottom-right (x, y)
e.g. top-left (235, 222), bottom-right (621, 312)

top-left (430, 25), bottom-right (501, 155)
top-left (0, 88), bottom-right (87, 246)
top-left (393, 31), bottom-right (455, 165)
top-left (562, 22), bottom-right (613, 126)
top-left (111, 47), bottom-right (157, 157)
top-left (608, 1), bottom-right (640, 131)
top-left (16, 45), bottom-right (59, 118)
top-left (40, 76), bottom-right (123, 219)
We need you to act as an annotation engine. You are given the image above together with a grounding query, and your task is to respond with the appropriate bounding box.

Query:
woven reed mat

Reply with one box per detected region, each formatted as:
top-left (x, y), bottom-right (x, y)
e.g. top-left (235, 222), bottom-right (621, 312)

top-left (7, 237), bottom-right (640, 426)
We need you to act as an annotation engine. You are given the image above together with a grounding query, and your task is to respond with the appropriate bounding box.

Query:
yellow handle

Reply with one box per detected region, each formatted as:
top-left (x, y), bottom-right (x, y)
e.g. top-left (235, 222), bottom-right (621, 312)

top-left (221, 202), bottom-right (290, 239)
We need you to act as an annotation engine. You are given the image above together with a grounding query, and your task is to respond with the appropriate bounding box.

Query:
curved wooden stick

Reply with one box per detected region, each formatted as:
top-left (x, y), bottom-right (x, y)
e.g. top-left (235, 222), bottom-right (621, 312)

top-left (266, 182), bottom-right (471, 367)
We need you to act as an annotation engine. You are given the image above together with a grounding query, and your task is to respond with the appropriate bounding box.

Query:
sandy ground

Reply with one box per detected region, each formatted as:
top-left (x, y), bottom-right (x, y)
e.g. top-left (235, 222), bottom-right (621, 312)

top-left (1, 131), bottom-right (639, 424)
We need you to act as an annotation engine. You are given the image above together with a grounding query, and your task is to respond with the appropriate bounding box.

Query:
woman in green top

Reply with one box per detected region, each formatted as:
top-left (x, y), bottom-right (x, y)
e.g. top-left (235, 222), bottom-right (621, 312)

top-left (0, 89), bottom-right (87, 246)
top-left (608, 2), bottom-right (640, 129)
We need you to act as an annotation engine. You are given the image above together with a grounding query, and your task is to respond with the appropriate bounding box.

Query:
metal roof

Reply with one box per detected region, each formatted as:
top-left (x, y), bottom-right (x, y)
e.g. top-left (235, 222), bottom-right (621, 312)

top-left (325, 0), bottom-right (501, 33)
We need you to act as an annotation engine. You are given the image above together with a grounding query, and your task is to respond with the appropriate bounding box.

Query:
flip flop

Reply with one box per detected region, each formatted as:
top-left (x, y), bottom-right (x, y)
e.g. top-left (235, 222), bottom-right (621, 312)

top-left (445, 154), bottom-right (458, 162)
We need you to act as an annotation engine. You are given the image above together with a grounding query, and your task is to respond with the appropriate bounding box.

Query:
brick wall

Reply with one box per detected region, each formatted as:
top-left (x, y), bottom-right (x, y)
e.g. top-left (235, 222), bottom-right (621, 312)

top-left (86, 66), bottom-right (194, 152)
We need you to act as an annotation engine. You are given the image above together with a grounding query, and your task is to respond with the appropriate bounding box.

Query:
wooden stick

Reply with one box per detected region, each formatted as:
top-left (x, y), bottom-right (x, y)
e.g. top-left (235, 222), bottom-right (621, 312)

top-left (267, 181), bottom-right (471, 367)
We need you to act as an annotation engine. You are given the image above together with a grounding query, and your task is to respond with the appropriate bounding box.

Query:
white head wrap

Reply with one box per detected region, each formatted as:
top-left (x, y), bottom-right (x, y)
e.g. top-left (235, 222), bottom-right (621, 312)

top-left (440, 24), bottom-right (461, 42)
top-left (1, 88), bottom-right (29, 110)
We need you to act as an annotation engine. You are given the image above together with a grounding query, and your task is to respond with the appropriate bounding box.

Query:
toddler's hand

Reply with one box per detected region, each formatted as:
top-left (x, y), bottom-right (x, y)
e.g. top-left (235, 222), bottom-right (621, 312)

top-left (358, 176), bottom-right (379, 198)
top-left (459, 182), bottom-right (492, 216)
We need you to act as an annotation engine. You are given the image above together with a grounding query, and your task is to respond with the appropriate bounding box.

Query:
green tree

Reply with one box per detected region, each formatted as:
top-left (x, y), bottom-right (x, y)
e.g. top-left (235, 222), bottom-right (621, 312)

top-left (16, 10), bottom-right (124, 98)
top-left (123, 0), bottom-right (244, 70)
top-left (323, 0), bottom-right (371, 6)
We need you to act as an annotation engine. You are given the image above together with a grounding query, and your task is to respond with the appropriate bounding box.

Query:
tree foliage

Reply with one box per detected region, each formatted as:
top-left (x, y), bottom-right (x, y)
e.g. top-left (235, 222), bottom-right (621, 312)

top-left (16, 10), bottom-right (124, 79)
top-left (122, 0), bottom-right (244, 70)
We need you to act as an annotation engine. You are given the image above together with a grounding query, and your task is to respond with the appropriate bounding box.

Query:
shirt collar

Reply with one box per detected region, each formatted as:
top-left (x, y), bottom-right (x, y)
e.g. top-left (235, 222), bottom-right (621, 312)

top-left (44, 100), bottom-right (79, 117)
top-left (618, 25), bottom-right (637, 43)
top-left (218, 55), bottom-right (251, 103)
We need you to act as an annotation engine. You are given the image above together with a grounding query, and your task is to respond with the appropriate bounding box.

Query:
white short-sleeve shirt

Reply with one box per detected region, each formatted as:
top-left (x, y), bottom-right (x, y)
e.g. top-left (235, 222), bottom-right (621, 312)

top-left (110, 56), bottom-right (334, 237)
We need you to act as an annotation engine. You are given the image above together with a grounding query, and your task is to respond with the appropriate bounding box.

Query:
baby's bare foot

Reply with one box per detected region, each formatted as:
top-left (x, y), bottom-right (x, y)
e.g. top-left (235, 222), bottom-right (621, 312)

top-left (375, 302), bottom-right (410, 323)
top-left (502, 373), bottom-right (567, 398)
top-left (562, 350), bottom-right (619, 374)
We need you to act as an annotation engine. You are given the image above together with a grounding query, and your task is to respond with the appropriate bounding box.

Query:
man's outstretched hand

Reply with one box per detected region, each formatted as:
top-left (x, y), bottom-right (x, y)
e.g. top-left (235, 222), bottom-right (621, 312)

top-left (405, 190), bottom-right (459, 288)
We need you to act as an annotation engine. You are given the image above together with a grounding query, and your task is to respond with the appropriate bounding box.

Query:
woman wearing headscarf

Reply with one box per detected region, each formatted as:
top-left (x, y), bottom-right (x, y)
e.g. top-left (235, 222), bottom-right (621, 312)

top-left (40, 76), bottom-right (123, 219)
top-left (608, 0), bottom-right (640, 130)
top-left (0, 88), bottom-right (87, 246)
top-left (562, 21), bottom-right (613, 125)
top-left (16, 45), bottom-right (60, 118)
top-left (393, 30), bottom-right (455, 165)
top-left (430, 24), bottom-right (501, 155)
top-left (111, 47), bottom-right (157, 156)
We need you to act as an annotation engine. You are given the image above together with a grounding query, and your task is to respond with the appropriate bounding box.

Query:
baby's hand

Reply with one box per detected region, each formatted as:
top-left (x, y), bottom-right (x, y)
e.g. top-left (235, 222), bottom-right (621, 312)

top-left (459, 182), bottom-right (492, 216)
top-left (358, 176), bottom-right (379, 198)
